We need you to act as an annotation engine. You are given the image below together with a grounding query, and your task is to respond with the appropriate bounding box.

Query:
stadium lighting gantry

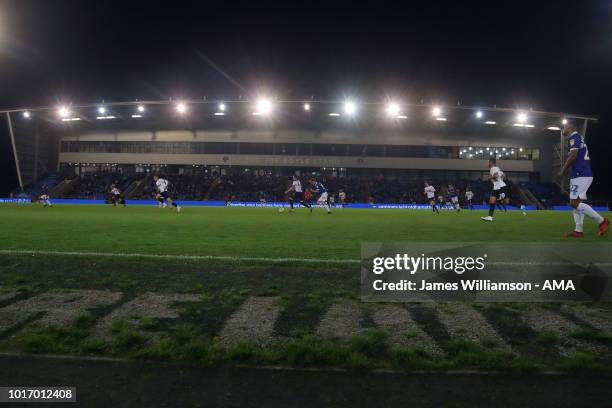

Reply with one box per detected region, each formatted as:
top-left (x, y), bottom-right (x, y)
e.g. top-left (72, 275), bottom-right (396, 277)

top-left (23, 111), bottom-right (31, 119)
top-left (58, 106), bottom-right (70, 118)
top-left (432, 106), bottom-right (442, 117)
top-left (343, 101), bottom-right (357, 116)
top-left (386, 102), bottom-right (400, 117)
top-left (476, 110), bottom-right (483, 118)
top-left (176, 103), bottom-right (187, 114)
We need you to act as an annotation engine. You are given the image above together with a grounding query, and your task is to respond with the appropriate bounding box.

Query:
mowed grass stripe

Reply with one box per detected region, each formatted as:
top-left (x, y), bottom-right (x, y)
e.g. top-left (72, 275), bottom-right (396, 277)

top-left (217, 297), bottom-right (282, 348)
top-left (372, 304), bottom-right (444, 357)
top-left (524, 306), bottom-right (606, 354)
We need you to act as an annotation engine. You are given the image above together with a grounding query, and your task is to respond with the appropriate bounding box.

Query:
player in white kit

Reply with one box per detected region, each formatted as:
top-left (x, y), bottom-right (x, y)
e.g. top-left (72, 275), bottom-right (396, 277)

top-left (465, 187), bottom-right (474, 210)
top-left (285, 175), bottom-right (311, 212)
top-left (481, 158), bottom-right (507, 222)
top-left (424, 182), bottom-right (439, 214)
top-left (153, 175), bottom-right (181, 212)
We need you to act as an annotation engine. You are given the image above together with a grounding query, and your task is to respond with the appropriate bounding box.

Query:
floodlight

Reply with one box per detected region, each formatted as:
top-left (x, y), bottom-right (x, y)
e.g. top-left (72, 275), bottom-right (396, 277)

top-left (435, 117), bottom-right (447, 121)
top-left (485, 121), bottom-right (496, 125)
top-left (256, 98), bottom-right (273, 115)
top-left (344, 101), bottom-right (357, 116)
top-left (517, 112), bottom-right (527, 123)
top-left (58, 106), bottom-right (70, 118)
top-left (303, 103), bottom-right (310, 111)
top-left (432, 106), bottom-right (442, 117)
top-left (386, 103), bottom-right (400, 117)
top-left (561, 118), bottom-right (568, 125)
top-left (476, 110), bottom-right (483, 118)
top-left (176, 103), bottom-right (187, 114)
top-left (219, 103), bottom-right (226, 111)
top-left (23, 111), bottom-right (31, 119)
top-left (329, 112), bottom-right (340, 117)
top-left (548, 126), bottom-right (560, 131)
top-left (98, 106), bottom-right (106, 114)
top-left (137, 105), bottom-right (145, 113)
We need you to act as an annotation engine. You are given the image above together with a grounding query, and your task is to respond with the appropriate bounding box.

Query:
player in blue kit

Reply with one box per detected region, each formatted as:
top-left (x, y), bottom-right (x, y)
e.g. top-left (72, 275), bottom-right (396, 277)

top-left (39, 185), bottom-right (52, 207)
top-left (448, 184), bottom-right (461, 212)
top-left (310, 179), bottom-right (332, 214)
top-left (557, 121), bottom-right (609, 237)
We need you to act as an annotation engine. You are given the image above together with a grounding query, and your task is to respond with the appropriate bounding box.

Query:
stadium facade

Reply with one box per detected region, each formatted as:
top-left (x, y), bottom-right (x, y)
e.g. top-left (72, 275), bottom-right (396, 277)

top-left (2, 100), bottom-right (597, 197)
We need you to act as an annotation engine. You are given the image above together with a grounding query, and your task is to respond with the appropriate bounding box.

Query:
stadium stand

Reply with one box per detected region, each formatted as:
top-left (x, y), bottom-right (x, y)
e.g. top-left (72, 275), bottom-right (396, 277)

top-left (18, 169), bottom-right (570, 206)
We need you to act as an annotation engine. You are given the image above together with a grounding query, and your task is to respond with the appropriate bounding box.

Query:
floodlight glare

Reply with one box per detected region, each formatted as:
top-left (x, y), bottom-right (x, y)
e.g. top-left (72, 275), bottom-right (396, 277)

top-left (137, 105), bottom-right (145, 113)
top-left (23, 111), bottom-right (31, 119)
top-left (98, 106), bottom-right (106, 114)
top-left (432, 106), bottom-right (442, 117)
top-left (476, 110), bottom-right (483, 118)
top-left (517, 112), bottom-right (527, 123)
top-left (386, 103), bottom-right (400, 117)
top-left (344, 101), bottom-right (357, 116)
top-left (256, 98), bottom-right (273, 115)
top-left (176, 103), bottom-right (187, 114)
top-left (562, 118), bottom-right (568, 125)
top-left (303, 103), bottom-right (310, 111)
top-left (58, 107), bottom-right (70, 118)
top-left (219, 103), bottom-right (226, 112)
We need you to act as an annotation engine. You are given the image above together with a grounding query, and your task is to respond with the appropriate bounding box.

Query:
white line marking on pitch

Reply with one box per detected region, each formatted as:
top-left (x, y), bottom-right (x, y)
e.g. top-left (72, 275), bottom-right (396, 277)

top-left (0, 249), bottom-right (360, 264)
top-left (0, 250), bottom-right (610, 267)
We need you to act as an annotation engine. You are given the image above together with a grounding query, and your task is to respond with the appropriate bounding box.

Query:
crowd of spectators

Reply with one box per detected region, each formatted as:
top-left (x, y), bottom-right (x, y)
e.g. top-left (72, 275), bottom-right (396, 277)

top-left (53, 169), bottom-right (569, 206)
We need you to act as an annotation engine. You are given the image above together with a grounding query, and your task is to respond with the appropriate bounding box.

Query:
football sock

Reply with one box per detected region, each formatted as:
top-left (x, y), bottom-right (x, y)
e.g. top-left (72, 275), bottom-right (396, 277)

top-left (577, 202), bottom-right (604, 224)
top-left (488, 204), bottom-right (495, 217)
top-left (289, 198), bottom-right (294, 209)
top-left (573, 209), bottom-right (584, 232)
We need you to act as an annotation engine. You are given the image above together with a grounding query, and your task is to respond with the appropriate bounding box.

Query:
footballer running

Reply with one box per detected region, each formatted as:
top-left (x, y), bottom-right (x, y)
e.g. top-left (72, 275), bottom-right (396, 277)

top-left (310, 179), bottom-right (332, 214)
top-left (557, 121), bottom-right (609, 237)
top-left (424, 182), bottom-right (439, 213)
top-left (154, 175), bottom-right (181, 212)
top-left (285, 175), bottom-right (312, 212)
top-left (481, 158), bottom-right (508, 222)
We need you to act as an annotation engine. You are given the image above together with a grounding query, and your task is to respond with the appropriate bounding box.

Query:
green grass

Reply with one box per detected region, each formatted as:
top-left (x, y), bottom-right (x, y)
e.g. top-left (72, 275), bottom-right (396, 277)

top-left (0, 204), bottom-right (608, 261)
top-left (0, 203), bottom-right (611, 371)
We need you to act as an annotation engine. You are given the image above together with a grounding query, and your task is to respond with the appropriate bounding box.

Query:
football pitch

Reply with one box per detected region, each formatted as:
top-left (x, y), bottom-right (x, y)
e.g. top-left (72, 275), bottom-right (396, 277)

top-left (0, 204), bottom-right (607, 259)
top-left (0, 203), bottom-right (611, 372)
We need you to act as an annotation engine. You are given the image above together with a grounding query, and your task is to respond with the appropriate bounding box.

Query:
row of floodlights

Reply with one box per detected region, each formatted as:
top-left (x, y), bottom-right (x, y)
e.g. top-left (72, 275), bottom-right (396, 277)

top-left (19, 100), bottom-right (570, 129)
top-left (459, 146), bottom-right (528, 157)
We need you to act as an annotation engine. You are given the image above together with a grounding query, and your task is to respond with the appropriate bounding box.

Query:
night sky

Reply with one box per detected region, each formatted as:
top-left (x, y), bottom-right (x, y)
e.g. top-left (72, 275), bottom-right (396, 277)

top-left (0, 0), bottom-right (611, 194)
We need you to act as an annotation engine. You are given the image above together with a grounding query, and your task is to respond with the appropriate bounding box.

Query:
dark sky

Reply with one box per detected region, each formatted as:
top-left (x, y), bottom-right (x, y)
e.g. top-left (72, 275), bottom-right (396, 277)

top-left (1, 0), bottom-right (611, 193)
